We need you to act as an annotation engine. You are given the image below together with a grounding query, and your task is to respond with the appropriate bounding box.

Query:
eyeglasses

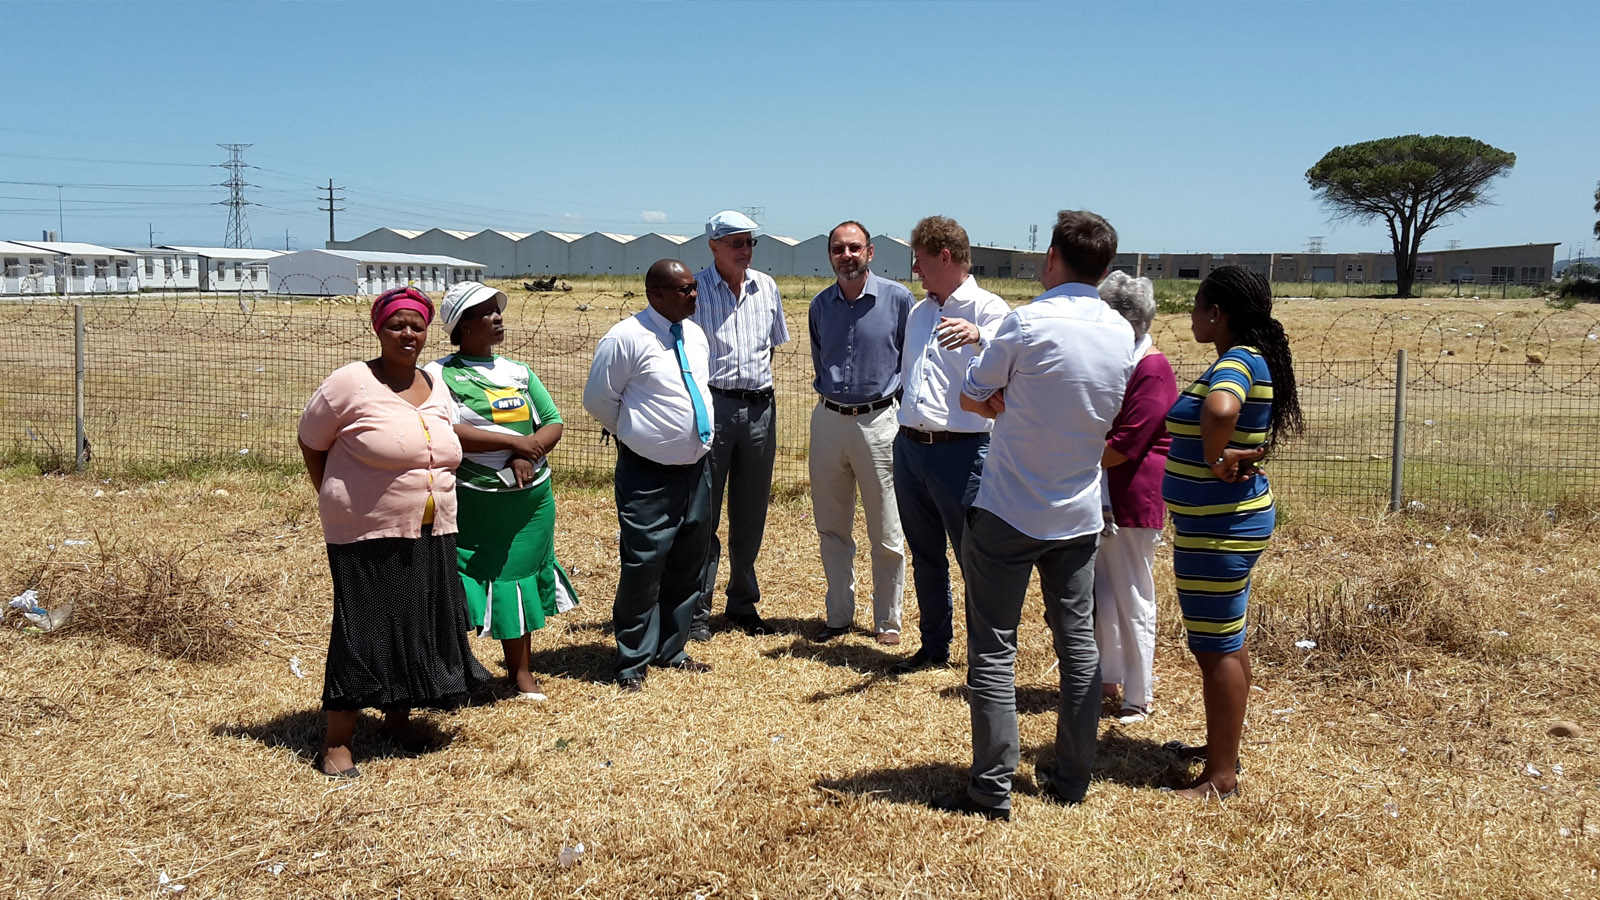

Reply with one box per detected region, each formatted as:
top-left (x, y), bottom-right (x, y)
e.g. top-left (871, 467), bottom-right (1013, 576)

top-left (719, 237), bottom-right (758, 250)
top-left (666, 283), bottom-right (697, 296)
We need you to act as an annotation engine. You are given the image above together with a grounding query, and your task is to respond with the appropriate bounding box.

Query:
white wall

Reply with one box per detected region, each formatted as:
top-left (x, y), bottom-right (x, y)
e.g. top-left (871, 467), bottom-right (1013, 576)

top-left (568, 234), bottom-right (630, 275)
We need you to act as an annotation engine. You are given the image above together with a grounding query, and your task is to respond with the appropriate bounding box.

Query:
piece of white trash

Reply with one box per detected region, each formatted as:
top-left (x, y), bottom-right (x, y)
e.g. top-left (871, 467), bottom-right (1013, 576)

top-left (558, 842), bottom-right (586, 868)
top-left (1294, 640), bottom-right (1317, 650)
top-left (289, 656), bottom-right (306, 679)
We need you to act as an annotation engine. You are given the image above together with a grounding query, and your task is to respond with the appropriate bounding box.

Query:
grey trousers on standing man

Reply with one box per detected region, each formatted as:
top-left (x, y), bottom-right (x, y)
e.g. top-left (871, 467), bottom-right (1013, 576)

top-left (695, 389), bottom-right (777, 626)
top-left (960, 507), bottom-right (1101, 811)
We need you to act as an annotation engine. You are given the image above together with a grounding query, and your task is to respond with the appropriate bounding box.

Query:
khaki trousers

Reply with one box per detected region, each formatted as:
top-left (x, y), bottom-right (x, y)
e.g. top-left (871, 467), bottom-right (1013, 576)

top-left (808, 401), bottom-right (905, 634)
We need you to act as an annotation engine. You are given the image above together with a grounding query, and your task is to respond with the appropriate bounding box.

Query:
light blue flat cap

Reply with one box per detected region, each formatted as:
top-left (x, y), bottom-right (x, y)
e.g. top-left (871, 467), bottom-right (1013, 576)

top-left (705, 210), bottom-right (760, 240)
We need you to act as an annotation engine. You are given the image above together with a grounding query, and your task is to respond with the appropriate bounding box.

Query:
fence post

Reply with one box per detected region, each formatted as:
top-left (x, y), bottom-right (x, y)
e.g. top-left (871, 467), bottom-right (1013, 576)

top-left (1389, 348), bottom-right (1406, 512)
top-left (73, 301), bottom-right (86, 471)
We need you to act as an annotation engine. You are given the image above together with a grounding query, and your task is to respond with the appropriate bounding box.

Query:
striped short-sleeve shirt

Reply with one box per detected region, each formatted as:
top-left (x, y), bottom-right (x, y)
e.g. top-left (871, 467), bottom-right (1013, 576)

top-left (1162, 345), bottom-right (1274, 517)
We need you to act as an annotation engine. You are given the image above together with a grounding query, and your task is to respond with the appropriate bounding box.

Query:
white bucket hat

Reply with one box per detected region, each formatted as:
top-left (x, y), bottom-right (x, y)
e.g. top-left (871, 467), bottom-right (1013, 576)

top-left (438, 281), bottom-right (508, 331)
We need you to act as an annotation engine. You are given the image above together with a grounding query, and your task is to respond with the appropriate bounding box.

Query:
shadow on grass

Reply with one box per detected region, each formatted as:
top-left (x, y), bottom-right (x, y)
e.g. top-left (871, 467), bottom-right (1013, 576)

top-left (211, 708), bottom-right (460, 766)
top-left (937, 683), bottom-right (1066, 716)
top-left (526, 639), bottom-right (617, 683)
top-left (814, 760), bottom-right (972, 809)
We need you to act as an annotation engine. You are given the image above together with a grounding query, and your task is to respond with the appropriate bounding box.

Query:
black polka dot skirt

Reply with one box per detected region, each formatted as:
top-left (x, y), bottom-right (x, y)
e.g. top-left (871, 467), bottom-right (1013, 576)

top-left (322, 525), bottom-right (492, 711)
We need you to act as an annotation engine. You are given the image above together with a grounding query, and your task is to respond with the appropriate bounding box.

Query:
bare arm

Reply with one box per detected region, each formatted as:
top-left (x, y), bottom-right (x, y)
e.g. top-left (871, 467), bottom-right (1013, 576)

top-left (299, 440), bottom-right (328, 492)
top-left (1101, 445), bottom-right (1131, 468)
top-left (959, 389), bottom-right (1005, 418)
top-left (1200, 391), bottom-right (1265, 482)
top-left (453, 422), bottom-right (565, 462)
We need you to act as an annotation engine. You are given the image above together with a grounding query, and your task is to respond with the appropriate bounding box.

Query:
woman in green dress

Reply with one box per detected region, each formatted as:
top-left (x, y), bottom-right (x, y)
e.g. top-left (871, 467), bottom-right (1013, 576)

top-left (427, 282), bottom-right (578, 700)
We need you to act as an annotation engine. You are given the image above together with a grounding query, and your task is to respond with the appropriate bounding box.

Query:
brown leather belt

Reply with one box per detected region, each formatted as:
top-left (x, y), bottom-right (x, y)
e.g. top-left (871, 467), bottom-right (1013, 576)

top-left (898, 425), bottom-right (981, 445)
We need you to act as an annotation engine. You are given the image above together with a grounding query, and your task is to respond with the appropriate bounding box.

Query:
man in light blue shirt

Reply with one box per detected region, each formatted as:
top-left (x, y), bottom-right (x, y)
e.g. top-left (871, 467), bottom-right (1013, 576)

top-left (690, 210), bottom-right (791, 639)
top-left (929, 210), bottom-right (1135, 819)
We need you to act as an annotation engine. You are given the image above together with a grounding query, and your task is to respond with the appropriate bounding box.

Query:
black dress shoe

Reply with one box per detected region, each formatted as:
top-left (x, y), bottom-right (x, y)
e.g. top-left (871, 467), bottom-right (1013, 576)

top-left (1036, 773), bottom-right (1085, 806)
top-left (890, 646), bottom-right (951, 675)
top-left (929, 792), bottom-right (1009, 821)
top-left (673, 657), bottom-right (712, 673)
top-left (617, 676), bottom-right (645, 693)
top-left (814, 623), bottom-right (851, 641)
top-left (688, 624), bottom-right (712, 643)
top-left (727, 612), bottom-right (777, 635)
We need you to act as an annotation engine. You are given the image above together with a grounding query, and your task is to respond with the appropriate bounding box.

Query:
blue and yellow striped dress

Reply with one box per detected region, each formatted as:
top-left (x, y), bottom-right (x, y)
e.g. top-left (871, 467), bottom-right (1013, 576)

top-left (1162, 346), bottom-right (1275, 653)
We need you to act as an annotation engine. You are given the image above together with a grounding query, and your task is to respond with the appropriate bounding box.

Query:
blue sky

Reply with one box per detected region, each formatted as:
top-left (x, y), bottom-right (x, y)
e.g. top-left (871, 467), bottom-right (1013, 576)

top-left (1, 0), bottom-right (1595, 258)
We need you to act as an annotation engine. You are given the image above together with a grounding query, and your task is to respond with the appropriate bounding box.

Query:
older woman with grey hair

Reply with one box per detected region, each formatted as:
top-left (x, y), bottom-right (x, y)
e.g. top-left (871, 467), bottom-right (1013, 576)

top-left (1094, 271), bottom-right (1176, 722)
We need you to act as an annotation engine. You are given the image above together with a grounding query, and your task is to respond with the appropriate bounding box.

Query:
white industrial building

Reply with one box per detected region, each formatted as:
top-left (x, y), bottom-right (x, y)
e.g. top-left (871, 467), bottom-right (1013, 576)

top-left (14, 241), bottom-right (139, 293)
top-left (568, 232), bottom-right (633, 275)
top-left (870, 235), bottom-right (914, 280)
top-left (517, 231), bottom-right (579, 274)
top-left (0, 240), bottom-right (58, 293)
top-left (118, 247), bottom-right (202, 291)
top-left (622, 233), bottom-right (694, 274)
top-left (159, 246), bottom-right (281, 291)
top-left (270, 249), bottom-right (486, 296)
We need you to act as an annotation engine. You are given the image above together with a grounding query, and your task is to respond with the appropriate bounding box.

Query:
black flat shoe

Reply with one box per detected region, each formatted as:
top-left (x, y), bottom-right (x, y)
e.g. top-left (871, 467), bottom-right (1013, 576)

top-left (890, 647), bottom-right (951, 675)
top-left (929, 792), bottom-right (1009, 821)
top-left (727, 612), bottom-right (777, 635)
top-left (814, 623), bottom-right (851, 641)
top-left (313, 754), bottom-right (360, 780)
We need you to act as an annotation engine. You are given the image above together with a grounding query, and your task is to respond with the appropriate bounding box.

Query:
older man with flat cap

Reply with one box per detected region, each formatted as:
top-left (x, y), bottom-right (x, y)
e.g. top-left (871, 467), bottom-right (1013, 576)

top-left (688, 210), bottom-right (791, 639)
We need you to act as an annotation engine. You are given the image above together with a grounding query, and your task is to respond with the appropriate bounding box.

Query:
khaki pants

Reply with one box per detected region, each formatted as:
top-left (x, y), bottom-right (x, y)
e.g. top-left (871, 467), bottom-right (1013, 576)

top-left (808, 401), bottom-right (905, 634)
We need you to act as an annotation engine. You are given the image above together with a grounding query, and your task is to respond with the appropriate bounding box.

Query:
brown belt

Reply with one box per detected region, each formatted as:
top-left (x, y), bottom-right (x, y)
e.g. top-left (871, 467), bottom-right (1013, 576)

top-left (898, 425), bottom-right (982, 445)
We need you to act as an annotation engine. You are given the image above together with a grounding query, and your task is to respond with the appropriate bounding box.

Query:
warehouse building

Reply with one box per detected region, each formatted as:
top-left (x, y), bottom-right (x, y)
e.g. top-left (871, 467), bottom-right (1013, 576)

top-left (270, 249), bottom-right (486, 296)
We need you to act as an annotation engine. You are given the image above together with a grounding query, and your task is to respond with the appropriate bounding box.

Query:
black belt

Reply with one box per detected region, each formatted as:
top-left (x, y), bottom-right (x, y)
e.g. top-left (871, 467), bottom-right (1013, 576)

top-left (821, 396), bottom-right (894, 416)
top-left (710, 386), bottom-right (774, 401)
top-left (898, 425), bottom-right (981, 445)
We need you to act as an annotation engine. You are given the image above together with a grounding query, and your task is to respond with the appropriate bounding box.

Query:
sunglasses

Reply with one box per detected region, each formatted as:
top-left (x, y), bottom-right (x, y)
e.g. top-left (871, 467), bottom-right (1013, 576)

top-left (665, 283), bottom-right (697, 296)
top-left (719, 237), bottom-right (758, 250)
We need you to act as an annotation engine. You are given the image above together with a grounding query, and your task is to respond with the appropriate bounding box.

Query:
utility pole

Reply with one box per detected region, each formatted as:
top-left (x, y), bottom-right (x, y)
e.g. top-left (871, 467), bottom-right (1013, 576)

top-left (1306, 235), bottom-right (1325, 254)
top-left (319, 179), bottom-right (346, 244)
top-left (56, 185), bottom-right (64, 241)
top-left (217, 143), bottom-right (254, 249)
top-left (1028, 224), bottom-right (1037, 252)
top-left (148, 223), bottom-right (160, 248)
top-left (283, 229), bottom-right (294, 252)
top-left (740, 206), bottom-right (765, 225)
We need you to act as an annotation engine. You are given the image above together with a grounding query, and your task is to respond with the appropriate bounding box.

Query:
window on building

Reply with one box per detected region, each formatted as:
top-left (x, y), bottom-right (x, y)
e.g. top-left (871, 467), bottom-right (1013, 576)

top-left (216, 260), bottom-right (225, 278)
top-left (1489, 266), bottom-right (1515, 283)
top-left (29, 258), bottom-right (44, 275)
top-left (366, 266), bottom-right (375, 281)
top-left (144, 257), bottom-right (154, 276)
top-left (381, 266), bottom-right (390, 280)
top-left (181, 258), bottom-right (191, 277)
top-left (94, 259), bottom-right (109, 277)
top-left (1520, 266), bottom-right (1546, 283)
top-left (3, 257), bottom-right (17, 275)
top-left (233, 262), bottom-right (243, 280)
top-left (1178, 267), bottom-right (1201, 279)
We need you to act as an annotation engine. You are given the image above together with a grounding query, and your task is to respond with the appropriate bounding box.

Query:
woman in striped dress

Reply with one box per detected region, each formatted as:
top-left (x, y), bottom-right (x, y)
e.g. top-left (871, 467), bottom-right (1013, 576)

top-left (427, 282), bottom-right (578, 702)
top-left (1162, 265), bottom-right (1303, 801)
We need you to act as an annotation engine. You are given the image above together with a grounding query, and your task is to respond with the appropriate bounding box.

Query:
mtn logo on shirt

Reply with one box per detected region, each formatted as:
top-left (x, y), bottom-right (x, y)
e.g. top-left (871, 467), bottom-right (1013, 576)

top-left (484, 386), bottom-right (530, 424)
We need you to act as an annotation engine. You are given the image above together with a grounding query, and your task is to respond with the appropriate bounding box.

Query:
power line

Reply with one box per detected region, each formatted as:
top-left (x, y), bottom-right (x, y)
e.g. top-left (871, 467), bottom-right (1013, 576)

top-left (218, 143), bottom-right (253, 249)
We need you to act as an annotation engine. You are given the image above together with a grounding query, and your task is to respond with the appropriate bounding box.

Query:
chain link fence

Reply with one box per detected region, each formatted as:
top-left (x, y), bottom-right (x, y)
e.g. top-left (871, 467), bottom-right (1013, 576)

top-left (3, 284), bottom-right (1598, 516)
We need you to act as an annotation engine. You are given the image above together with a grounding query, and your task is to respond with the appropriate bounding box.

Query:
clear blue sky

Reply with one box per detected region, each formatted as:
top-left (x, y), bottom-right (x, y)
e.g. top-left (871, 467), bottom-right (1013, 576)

top-left (2, 0), bottom-right (1594, 257)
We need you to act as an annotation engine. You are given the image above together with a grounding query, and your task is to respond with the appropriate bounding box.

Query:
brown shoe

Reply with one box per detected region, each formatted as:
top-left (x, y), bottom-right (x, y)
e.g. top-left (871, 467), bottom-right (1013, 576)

top-left (674, 657), bottom-right (713, 674)
top-left (876, 631), bottom-right (902, 646)
top-left (618, 676), bottom-right (645, 693)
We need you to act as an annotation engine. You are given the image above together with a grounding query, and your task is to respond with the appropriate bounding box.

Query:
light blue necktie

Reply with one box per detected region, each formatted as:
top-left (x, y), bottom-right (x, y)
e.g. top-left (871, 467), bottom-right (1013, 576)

top-left (670, 322), bottom-right (712, 443)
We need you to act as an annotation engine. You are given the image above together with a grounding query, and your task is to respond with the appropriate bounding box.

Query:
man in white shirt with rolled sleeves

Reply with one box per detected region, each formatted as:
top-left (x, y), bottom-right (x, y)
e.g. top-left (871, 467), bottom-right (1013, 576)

top-left (889, 215), bottom-right (1012, 675)
top-left (583, 259), bottom-right (718, 693)
top-left (930, 210), bottom-right (1135, 820)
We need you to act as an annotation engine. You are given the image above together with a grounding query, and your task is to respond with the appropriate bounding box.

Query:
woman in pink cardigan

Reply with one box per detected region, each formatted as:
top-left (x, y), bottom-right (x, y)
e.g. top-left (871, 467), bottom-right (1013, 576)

top-left (1094, 272), bottom-right (1176, 723)
top-left (298, 287), bottom-right (489, 779)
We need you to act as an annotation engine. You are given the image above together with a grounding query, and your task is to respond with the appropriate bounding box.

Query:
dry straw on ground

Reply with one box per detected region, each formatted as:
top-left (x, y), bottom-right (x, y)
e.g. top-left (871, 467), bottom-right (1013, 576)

top-left (2, 465), bottom-right (1599, 899)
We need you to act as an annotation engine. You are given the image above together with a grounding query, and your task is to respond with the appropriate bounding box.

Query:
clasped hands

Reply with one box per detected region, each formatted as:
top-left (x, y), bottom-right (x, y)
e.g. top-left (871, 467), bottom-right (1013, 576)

top-left (1209, 446), bottom-right (1268, 483)
top-left (507, 433), bottom-right (548, 487)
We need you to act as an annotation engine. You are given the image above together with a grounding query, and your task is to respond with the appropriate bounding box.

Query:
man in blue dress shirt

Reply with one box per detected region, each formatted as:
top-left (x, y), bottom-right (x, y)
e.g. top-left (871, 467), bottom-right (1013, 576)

top-left (807, 222), bottom-right (913, 645)
top-left (583, 259), bottom-right (719, 692)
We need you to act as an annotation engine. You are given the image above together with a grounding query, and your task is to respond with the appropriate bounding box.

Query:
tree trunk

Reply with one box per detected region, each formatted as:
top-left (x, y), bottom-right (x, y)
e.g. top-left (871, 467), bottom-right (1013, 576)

top-left (1392, 215), bottom-right (1417, 298)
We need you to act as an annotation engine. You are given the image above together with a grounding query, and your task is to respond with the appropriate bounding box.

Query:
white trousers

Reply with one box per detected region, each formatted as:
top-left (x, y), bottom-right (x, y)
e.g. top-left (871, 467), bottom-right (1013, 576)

top-left (1092, 526), bottom-right (1160, 710)
top-left (808, 401), bottom-right (905, 633)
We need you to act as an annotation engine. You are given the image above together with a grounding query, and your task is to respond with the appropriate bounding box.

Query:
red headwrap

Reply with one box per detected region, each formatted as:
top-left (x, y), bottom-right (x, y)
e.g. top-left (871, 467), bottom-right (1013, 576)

top-left (370, 287), bottom-right (434, 333)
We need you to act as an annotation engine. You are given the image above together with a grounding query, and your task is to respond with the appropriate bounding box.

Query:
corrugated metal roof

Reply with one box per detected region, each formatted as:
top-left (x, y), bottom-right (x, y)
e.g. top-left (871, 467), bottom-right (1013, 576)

top-left (160, 246), bottom-right (283, 260)
top-left (388, 229), bottom-right (424, 239)
top-left (593, 232), bottom-right (637, 242)
top-left (112, 246), bottom-right (188, 256)
top-left (439, 230), bottom-right (476, 240)
top-left (16, 241), bottom-right (135, 256)
top-left (540, 232), bottom-right (583, 242)
top-left (762, 235), bottom-right (799, 247)
top-left (490, 230), bottom-right (533, 240)
top-left (0, 240), bottom-right (56, 255)
top-left (303, 249), bottom-right (485, 267)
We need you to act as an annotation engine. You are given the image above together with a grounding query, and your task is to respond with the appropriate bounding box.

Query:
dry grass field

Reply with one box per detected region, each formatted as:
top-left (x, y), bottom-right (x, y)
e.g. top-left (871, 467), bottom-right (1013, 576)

top-left (3, 458), bottom-right (1599, 899)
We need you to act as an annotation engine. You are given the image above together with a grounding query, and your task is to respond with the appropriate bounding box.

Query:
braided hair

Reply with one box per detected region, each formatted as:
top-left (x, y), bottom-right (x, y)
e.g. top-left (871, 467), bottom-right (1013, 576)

top-left (1198, 265), bottom-right (1304, 448)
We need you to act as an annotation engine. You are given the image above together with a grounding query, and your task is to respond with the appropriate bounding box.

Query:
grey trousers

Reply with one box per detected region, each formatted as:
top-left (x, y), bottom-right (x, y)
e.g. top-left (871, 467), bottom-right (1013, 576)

top-left (695, 390), bottom-right (777, 624)
top-left (960, 507), bottom-right (1100, 809)
top-left (613, 443), bottom-right (713, 680)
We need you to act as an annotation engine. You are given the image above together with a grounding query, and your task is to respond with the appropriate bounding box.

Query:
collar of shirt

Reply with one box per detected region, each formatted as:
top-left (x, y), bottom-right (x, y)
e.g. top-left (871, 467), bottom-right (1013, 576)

top-left (1031, 281), bottom-right (1100, 304)
top-left (931, 273), bottom-right (982, 306)
top-left (640, 303), bottom-right (676, 338)
top-left (708, 267), bottom-right (756, 302)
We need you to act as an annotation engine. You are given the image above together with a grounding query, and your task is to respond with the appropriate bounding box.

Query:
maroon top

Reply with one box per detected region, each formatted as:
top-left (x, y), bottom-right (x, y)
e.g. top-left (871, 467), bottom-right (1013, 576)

top-left (1105, 350), bottom-right (1176, 529)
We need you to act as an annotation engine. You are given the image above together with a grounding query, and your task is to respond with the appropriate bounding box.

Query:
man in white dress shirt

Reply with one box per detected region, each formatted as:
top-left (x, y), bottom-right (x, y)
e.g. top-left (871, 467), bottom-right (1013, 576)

top-left (889, 215), bottom-right (1011, 675)
top-left (930, 210), bottom-right (1135, 819)
top-left (583, 259), bottom-right (718, 692)
top-left (690, 210), bottom-right (791, 639)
